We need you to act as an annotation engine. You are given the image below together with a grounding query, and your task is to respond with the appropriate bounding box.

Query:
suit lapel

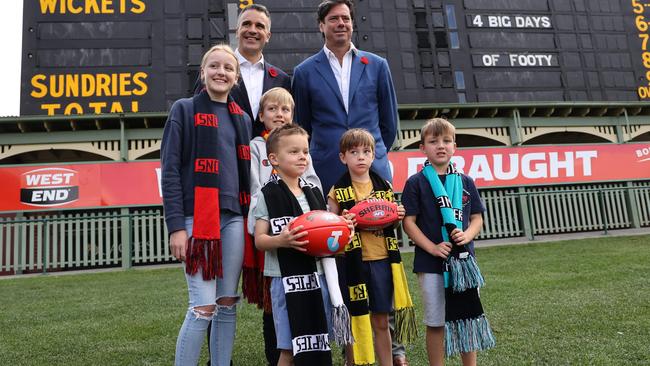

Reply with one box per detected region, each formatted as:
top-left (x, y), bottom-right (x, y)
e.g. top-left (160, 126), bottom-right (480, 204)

top-left (348, 51), bottom-right (366, 107)
top-left (314, 50), bottom-right (345, 110)
top-left (262, 63), bottom-right (271, 92)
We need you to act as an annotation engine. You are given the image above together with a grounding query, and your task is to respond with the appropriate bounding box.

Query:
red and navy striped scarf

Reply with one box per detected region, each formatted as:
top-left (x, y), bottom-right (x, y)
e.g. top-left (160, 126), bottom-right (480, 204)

top-left (243, 128), bottom-right (275, 310)
top-left (185, 90), bottom-right (251, 280)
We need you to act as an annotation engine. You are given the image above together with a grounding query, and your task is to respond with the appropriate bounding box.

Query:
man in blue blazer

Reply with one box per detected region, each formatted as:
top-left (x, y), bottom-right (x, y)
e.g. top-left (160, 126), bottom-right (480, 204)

top-left (193, 4), bottom-right (291, 137)
top-left (292, 0), bottom-right (398, 194)
top-left (293, 3), bottom-right (404, 365)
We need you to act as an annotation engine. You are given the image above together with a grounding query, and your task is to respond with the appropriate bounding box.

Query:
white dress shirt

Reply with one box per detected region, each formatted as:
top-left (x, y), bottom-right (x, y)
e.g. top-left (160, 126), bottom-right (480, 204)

top-left (323, 43), bottom-right (357, 113)
top-left (235, 49), bottom-right (265, 119)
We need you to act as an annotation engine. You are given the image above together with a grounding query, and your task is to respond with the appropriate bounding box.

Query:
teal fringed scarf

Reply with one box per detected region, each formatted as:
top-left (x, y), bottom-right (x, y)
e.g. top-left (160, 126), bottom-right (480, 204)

top-left (422, 163), bottom-right (484, 292)
top-left (422, 162), bottom-right (496, 356)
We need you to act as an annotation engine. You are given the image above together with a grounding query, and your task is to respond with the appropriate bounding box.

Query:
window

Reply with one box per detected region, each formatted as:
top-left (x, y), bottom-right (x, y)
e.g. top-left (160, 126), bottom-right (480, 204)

top-left (445, 5), bottom-right (457, 29)
top-left (454, 71), bottom-right (465, 90)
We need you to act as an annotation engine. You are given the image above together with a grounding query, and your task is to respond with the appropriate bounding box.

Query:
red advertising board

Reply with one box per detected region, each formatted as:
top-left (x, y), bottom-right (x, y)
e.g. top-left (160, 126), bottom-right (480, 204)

top-left (0, 143), bottom-right (648, 212)
top-left (389, 143), bottom-right (650, 190)
top-left (0, 162), bottom-right (162, 212)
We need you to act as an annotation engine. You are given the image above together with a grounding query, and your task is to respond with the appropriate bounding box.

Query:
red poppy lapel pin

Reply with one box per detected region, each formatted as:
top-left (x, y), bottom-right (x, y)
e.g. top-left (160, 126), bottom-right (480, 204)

top-left (268, 67), bottom-right (278, 78)
top-left (360, 56), bottom-right (369, 65)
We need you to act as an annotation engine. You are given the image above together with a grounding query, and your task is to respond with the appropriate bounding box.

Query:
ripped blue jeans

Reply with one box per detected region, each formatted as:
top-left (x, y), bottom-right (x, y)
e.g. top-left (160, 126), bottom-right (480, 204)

top-left (175, 213), bottom-right (244, 366)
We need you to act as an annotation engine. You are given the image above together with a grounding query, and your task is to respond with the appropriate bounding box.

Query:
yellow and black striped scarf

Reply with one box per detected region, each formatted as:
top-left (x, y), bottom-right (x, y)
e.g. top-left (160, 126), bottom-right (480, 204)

top-left (333, 170), bottom-right (417, 365)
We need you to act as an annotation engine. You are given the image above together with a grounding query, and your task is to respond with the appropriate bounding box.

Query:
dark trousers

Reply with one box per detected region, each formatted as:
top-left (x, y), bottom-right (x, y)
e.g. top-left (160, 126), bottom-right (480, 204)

top-left (263, 311), bottom-right (280, 365)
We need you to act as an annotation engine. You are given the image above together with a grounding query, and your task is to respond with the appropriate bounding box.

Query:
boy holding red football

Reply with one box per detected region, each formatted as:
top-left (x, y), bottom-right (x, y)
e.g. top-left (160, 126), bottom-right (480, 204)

top-left (252, 124), bottom-right (353, 366)
top-left (246, 87), bottom-right (322, 365)
top-left (328, 128), bottom-right (416, 366)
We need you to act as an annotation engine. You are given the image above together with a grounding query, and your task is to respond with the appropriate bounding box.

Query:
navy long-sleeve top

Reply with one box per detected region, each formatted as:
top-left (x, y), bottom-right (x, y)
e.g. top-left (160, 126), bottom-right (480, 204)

top-left (161, 97), bottom-right (252, 234)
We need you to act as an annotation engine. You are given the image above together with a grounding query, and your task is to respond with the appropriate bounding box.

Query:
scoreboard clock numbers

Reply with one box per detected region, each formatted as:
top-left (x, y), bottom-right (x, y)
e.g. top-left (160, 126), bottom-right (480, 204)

top-left (633, 0), bottom-right (650, 99)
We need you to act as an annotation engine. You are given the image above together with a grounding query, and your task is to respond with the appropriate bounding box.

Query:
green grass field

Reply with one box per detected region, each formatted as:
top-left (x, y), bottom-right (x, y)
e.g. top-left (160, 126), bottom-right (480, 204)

top-left (1, 235), bottom-right (649, 365)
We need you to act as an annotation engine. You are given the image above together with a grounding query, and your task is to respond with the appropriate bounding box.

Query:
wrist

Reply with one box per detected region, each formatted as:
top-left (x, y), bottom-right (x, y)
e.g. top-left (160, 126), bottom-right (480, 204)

top-left (272, 235), bottom-right (287, 249)
top-left (171, 229), bottom-right (187, 237)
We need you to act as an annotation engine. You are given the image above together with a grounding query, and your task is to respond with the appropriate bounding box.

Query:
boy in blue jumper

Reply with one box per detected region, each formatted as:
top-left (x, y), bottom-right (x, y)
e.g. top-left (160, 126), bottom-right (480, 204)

top-left (402, 118), bottom-right (485, 366)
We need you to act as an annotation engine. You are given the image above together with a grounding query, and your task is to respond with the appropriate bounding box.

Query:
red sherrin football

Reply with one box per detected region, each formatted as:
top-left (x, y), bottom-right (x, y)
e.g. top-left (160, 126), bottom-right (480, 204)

top-left (349, 198), bottom-right (399, 231)
top-left (289, 210), bottom-right (351, 257)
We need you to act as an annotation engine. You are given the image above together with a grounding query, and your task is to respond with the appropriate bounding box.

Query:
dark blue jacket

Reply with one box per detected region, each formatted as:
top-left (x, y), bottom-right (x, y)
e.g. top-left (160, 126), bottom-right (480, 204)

top-left (161, 97), bottom-right (252, 233)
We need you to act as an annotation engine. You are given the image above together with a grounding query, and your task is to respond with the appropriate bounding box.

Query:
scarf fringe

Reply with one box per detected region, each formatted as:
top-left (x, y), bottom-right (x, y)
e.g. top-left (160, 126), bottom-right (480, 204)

top-left (262, 276), bottom-right (273, 314)
top-left (449, 255), bottom-right (485, 293)
top-left (444, 314), bottom-right (496, 357)
top-left (321, 257), bottom-right (354, 346)
top-left (241, 223), bottom-right (262, 307)
top-left (394, 306), bottom-right (418, 344)
top-left (242, 267), bottom-right (262, 308)
top-left (391, 263), bottom-right (417, 344)
top-left (185, 238), bottom-right (223, 280)
top-left (331, 304), bottom-right (354, 346)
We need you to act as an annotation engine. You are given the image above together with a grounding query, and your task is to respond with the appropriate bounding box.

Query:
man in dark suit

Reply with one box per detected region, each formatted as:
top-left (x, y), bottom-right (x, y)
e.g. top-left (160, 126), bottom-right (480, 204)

top-left (194, 5), bottom-right (290, 366)
top-left (194, 4), bottom-right (291, 137)
top-left (292, 0), bottom-right (398, 195)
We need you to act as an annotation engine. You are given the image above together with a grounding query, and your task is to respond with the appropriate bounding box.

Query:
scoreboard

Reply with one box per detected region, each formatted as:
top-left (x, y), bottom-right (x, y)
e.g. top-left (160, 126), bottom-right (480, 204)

top-left (20, 0), bottom-right (650, 116)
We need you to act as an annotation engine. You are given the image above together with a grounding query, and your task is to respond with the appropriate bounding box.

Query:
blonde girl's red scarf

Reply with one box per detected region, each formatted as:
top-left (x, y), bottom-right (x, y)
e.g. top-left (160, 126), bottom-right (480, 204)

top-left (185, 90), bottom-right (251, 280)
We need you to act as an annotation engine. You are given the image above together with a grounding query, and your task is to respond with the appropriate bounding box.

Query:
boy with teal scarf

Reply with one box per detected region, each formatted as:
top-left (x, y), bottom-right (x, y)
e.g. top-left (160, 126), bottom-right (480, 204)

top-left (402, 118), bottom-right (495, 366)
